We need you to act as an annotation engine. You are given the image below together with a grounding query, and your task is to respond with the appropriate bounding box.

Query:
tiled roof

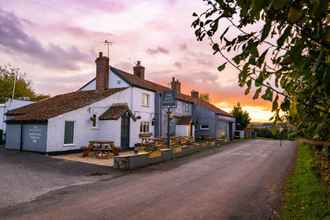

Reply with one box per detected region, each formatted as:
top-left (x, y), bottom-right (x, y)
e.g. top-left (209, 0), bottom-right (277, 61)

top-left (175, 115), bottom-right (192, 125)
top-left (110, 67), bottom-right (195, 104)
top-left (81, 65), bottom-right (232, 117)
top-left (99, 104), bottom-right (130, 120)
top-left (194, 99), bottom-right (233, 117)
top-left (6, 88), bottom-right (127, 122)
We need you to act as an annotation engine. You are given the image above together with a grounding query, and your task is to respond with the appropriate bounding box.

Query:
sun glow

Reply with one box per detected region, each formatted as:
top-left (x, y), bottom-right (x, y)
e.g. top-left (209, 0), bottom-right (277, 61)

top-left (216, 102), bottom-right (273, 122)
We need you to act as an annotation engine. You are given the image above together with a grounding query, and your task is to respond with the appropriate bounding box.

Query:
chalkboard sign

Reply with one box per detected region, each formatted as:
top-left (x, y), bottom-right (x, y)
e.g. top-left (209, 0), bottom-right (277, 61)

top-left (162, 90), bottom-right (177, 107)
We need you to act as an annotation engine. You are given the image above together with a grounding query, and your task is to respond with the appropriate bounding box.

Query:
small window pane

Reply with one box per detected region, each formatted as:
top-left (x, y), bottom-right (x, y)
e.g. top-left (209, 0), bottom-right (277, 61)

top-left (200, 124), bottom-right (209, 130)
top-left (140, 121), bottom-right (150, 133)
top-left (142, 94), bottom-right (150, 106)
top-left (64, 121), bottom-right (74, 144)
top-left (185, 104), bottom-right (190, 112)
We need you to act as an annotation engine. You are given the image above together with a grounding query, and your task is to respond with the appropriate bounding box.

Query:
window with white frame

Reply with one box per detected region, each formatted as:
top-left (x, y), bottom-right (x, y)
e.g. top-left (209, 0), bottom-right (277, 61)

top-left (142, 93), bottom-right (150, 107)
top-left (64, 121), bottom-right (74, 145)
top-left (184, 103), bottom-right (190, 112)
top-left (140, 121), bottom-right (150, 133)
top-left (200, 124), bottom-right (209, 130)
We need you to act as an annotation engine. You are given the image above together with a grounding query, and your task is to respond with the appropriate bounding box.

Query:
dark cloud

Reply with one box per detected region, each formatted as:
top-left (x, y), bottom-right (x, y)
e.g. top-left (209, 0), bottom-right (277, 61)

top-left (179, 43), bottom-right (188, 51)
top-left (180, 71), bottom-right (219, 86)
top-left (146, 46), bottom-right (170, 55)
top-left (195, 58), bottom-right (215, 66)
top-left (0, 9), bottom-right (90, 70)
top-left (174, 61), bottom-right (182, 69)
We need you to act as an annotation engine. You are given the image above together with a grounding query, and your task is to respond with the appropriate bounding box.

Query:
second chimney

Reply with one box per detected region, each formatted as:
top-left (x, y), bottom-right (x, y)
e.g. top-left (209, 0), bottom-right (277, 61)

top-left (95, 52), bottom-right (109, 91)
top-left (171, 77), bottom-right (181, 93)
top-left (133, 61), bottom-right (145, 79)
top-left (191, 90), bottom-right (199, 98)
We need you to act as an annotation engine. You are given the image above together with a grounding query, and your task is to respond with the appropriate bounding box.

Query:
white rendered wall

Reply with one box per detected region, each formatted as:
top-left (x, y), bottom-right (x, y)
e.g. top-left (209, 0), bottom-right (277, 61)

top-left (79, 70), bottom-right (157, 148)
top-left (46, 89), bottom-right (130, 152)
top-left (129, 87), bottom-right (155, 147)
top-left (80, 70), bottom-right (129, 91)
top-left (176, 125), bottom-right (190, 137)
top-left (98, 119), bottom-right (121, 147)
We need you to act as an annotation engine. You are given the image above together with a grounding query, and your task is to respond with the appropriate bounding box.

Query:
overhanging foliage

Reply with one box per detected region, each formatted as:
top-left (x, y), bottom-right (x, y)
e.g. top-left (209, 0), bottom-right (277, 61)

top-left (192, 0), bottom-right (330, 140)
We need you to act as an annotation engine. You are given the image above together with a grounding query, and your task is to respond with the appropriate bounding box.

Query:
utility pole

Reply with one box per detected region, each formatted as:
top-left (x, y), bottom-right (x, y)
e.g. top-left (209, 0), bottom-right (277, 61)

top-left (11, 71), bottom-right (17, 101)
top-left (104, 40), bottom-right (112, 58)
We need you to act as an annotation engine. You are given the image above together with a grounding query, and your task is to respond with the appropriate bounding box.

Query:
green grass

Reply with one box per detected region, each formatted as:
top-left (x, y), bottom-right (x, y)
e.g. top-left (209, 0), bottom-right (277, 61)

top-left (281, 144), bottom-right (330, 220)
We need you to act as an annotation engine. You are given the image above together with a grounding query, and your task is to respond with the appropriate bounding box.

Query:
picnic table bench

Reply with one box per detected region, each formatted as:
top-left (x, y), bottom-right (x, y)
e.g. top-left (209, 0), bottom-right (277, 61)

top-left (82, 141), bottom-right (119, 159)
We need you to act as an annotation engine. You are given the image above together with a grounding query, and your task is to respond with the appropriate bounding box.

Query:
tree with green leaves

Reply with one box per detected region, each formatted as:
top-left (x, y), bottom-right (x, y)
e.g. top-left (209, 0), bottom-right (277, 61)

top-left (192, 0), bottom-right (330, 140)
top-left (0, 64), bottom-right (49, 103)
top-left (231, 102), bottom-right (251, 130)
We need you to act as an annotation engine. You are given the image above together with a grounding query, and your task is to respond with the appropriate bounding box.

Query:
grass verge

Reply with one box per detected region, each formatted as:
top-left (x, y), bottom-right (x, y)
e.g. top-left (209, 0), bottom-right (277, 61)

top-left (280, 144), bottom-right (330, 220)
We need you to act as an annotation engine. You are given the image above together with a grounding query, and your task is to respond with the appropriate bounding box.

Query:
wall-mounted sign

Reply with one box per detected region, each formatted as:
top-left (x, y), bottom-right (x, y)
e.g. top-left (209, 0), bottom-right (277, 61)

top-left (28, 126), bottom-right (42, 144)
top-left (161, 90), bottom-right (177, 107)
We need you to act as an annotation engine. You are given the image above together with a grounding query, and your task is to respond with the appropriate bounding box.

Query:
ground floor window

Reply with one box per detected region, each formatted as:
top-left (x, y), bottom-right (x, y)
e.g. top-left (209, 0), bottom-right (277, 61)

top-left (64, 121), bottom-right (74, 145)
top-left (200, 124), bottom-right (209, 130)
top-left (140, 121), bottom-right (150, 133)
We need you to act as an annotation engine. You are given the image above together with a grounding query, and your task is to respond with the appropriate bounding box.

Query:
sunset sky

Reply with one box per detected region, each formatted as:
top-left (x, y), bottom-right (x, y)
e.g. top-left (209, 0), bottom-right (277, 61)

top-left (0, 0), bottom-right (273, 122)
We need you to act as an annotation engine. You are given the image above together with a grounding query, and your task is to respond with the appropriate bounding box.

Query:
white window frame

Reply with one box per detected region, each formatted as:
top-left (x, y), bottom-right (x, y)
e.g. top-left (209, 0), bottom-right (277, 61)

top-left (200, 124), bottom-right (209, 130)
top-left (184, 103), bottom-right (190, 112)
top-left (142, 93), bottom-right (150, 107)
top-left (140, 121), bottom-right (150, 134)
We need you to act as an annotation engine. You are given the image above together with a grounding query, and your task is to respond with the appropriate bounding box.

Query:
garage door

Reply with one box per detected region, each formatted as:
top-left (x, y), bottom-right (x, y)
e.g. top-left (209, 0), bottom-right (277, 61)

top-left (5, 123), bottom-right (47, 152)
top-left (22, 124), bottom-right (47, 152)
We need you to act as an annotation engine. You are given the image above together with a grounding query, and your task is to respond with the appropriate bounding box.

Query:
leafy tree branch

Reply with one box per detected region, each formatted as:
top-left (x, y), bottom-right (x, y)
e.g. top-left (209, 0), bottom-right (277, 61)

top-left (192, 0), bottom-right (330, 140)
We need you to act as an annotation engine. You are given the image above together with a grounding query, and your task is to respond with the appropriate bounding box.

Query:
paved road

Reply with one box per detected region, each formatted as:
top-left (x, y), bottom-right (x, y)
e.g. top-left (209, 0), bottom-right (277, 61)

top-left (0, 140), bottom-right (296, 220)
top-left (0, 147), bottom-right (124, 209)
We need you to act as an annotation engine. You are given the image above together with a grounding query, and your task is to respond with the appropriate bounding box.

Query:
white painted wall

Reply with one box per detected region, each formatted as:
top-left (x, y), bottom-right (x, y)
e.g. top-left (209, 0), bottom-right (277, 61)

top-left (47, 84), bottom-right (157, 151)
top-left (176, 125), bottom-right (190, 137)
top-left (98, 119), bottom-right (121, 147)
top-left (81, 80), bottom-right (95, 91)
top-left (46, 89), bottom-right (130, 152)
top-left (109, 71), bottom-right (129, 88)
top-left (130, 87), bottom-right (155, 147)
top-left (80, 70), bottom-right (129, 91)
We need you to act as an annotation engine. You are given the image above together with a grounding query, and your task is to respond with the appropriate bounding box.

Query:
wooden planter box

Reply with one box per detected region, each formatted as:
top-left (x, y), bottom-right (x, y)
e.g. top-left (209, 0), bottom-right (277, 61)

top-left (114, 148), bottom-right (173, 170)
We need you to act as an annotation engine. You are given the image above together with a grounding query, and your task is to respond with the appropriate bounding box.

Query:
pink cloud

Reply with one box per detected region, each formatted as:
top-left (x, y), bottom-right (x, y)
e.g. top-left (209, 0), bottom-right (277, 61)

top-left (0, 0), bottom-right (273, 121)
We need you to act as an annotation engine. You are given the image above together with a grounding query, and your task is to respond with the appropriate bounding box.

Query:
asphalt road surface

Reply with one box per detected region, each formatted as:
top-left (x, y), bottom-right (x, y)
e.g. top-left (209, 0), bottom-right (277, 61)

top-left (0, 140), bottom-right (297, 220)
top-left (0, 147), bottom-right (124, 209)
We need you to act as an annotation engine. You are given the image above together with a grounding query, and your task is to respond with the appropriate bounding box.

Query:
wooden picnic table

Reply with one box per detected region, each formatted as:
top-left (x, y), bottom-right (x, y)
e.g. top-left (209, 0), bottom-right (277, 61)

top-left (83, 140), bottom-right (119, 159)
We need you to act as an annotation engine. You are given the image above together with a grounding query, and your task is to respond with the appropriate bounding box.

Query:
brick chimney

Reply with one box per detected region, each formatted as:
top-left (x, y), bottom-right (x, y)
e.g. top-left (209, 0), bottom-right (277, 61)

top-left (133, 61), bottom-right (145, 79)
top-left (171, 77), bottom-right (181, 93)
top-left (95, 52), bottom-right (109, 91)
top-left (191, 90), bottom-right (199, 98)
